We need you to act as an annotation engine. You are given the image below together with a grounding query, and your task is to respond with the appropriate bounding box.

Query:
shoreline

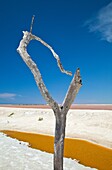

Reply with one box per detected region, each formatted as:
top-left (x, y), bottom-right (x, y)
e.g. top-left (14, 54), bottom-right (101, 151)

top-left (0, 132), bottom-right (97, 170)
top-left (0, 104), bottom-right (112, 110)
top-left (0, 107), bottom-right (112, 148)
top-left (1, 130), bottom-right (112, 170)
top-left (0, 107), bottom-right (112, 169)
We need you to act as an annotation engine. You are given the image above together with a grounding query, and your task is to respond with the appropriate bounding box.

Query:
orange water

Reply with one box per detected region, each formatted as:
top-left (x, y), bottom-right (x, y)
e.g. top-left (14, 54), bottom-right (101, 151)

top-left (1, 130), bottom-right (112, 170)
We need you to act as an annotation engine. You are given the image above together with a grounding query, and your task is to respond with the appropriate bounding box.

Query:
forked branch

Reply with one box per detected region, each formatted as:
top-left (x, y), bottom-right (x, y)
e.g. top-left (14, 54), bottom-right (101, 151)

top-left (17, 30), bottom-right (74, 113)
top-left (17, 17), bottom-right (82, 170)
top-left (17, 24), bottom-right (82, 114)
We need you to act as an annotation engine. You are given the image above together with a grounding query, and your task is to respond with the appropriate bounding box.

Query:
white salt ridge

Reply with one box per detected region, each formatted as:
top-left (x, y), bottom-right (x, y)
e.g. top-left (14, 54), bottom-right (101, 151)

top-left (0, 133), bottom-right (97, 170)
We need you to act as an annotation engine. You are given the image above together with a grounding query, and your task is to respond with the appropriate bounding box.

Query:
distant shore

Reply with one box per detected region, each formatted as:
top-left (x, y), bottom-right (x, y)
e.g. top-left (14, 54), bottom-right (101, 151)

top-left (0, 104), bottom-right (112, 110)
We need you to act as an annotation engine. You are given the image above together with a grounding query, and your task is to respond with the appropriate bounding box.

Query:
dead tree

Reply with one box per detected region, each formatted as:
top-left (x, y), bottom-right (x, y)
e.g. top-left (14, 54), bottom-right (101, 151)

top-left (17, 16), bottom-right (82, 170)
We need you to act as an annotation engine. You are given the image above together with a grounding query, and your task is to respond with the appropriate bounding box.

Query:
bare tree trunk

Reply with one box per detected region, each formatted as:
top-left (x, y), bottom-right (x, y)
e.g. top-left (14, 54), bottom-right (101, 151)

top-left (54, 110), bottom-right (67, 170)
top-left (17, 18), bottom-right (82, 170)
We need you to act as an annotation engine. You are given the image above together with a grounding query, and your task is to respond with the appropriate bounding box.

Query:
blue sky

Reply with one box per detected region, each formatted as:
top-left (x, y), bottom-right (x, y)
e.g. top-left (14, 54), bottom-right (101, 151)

top-left (0, 0), bottom-right (112, 104)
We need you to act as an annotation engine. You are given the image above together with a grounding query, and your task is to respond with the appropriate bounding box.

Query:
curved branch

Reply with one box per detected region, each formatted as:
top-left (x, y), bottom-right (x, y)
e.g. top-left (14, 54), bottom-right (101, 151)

top-left (17, 31), bottom-right (59, 112)
top-left (30, 34), bottom-right (72, 76)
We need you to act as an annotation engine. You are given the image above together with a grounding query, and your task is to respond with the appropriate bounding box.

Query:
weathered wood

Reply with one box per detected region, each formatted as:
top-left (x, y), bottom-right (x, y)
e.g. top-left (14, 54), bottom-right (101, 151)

top-left (17, 31), bottom-right (59, 113)
top-left (62, 68), bottom-right (82, 113)
top-left (17, 26), bottom-right (82, 170)
top-left (54, 111), bottom-right (66, 170)
top-left (30, 34), bottom-right (72, 76)
top-left (30, 15), bottom-right (35, 33)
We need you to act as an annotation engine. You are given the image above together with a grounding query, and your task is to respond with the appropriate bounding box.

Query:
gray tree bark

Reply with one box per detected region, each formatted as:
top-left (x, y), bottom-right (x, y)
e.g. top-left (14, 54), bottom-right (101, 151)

top-left (17, 24), bottom-right (82, 170)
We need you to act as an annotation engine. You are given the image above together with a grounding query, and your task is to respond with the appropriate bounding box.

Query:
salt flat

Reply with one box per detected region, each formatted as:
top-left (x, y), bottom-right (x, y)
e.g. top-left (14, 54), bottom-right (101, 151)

top-left (0, 132), bottom-right (97, 170)
top-left (0, 107), bottom-right (112, 148)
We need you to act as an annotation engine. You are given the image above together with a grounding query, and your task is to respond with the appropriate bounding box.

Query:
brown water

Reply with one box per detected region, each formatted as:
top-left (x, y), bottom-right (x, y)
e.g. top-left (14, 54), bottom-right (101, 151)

top-left (1, 130), bottom-right (112, 170)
